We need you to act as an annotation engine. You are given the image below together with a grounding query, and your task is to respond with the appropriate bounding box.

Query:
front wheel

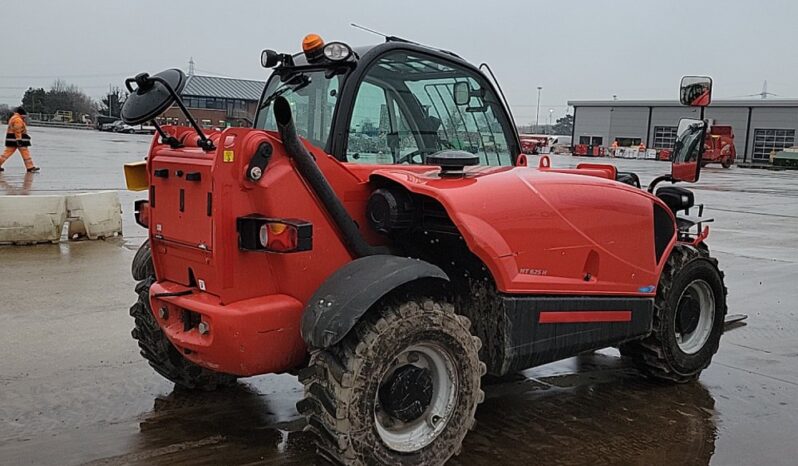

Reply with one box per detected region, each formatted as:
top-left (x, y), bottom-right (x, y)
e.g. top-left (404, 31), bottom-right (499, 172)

top-left (298, 297), bottom-right (485, 465)
top-left (620, 245), bottom-right (727, 383)
top-left (721, 157), bottom-right (733, 168)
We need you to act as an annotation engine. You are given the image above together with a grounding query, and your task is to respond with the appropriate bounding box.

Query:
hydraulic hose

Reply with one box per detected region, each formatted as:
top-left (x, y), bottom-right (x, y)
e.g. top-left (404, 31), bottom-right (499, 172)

top-left (274, 96), bottom-right (374, 258)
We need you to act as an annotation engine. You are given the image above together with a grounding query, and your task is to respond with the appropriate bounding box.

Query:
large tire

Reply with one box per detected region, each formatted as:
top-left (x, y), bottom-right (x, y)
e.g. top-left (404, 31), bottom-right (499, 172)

top-left (131, 239), bottom-right (154, 281)
top-left (129, 242), bottom-right (237, 391)
top-left (620, 245), bottom-right (727, 383)
top-left (297, 297), bottom-right (485, 465)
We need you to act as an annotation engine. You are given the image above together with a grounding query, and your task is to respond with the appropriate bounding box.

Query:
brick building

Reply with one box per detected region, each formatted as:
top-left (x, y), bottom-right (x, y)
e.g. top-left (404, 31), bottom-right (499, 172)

top-left (159, 74), bottom-right (265, 128)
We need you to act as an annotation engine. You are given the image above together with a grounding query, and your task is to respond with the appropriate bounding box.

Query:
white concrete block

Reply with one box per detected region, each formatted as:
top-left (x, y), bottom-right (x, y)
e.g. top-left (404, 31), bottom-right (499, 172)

top-left (0, 195), bottom-right (67, 244)
top-left (66, 191), bottom-right (123, 240)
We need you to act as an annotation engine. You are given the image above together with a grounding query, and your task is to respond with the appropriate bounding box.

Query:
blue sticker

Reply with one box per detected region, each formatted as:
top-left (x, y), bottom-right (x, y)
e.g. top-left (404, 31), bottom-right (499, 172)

top-left (638, 285), bottom-right (656, 293)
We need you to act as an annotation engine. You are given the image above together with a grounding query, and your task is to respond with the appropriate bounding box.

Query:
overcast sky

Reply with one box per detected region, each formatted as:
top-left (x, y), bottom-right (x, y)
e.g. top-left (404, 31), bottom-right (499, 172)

top-left (2, 0), bottom-right (796, 124)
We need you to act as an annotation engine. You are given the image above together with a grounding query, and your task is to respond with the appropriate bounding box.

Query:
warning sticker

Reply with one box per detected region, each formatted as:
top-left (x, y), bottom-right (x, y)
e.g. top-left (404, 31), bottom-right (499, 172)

top-left (223, 150), bottom-right (235, 162)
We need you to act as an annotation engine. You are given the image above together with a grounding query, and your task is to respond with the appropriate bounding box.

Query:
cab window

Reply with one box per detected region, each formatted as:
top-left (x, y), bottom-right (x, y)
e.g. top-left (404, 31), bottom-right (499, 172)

top-left (257, 70), bottom-right (341, 150)
top-left (345, 51), bottom-right (515, 166)
top-left (347, 81), bottom-right (420, 163)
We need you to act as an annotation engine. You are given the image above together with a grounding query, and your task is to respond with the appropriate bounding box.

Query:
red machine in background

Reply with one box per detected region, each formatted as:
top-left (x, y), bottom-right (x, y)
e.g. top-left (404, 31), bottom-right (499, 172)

top-left (519, 134), bottom-right (549, 154)
top-left (574, 144), bottom-right (606, 157)
top-left (658, 125), bottom-right (735, 168)
top-left (702, 125), bottom-right (735, 168)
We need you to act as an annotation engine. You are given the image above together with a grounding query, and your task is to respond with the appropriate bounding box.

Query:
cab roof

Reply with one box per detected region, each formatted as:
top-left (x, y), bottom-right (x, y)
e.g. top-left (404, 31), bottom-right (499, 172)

top-left (286, 39), bottom-right (466, 70)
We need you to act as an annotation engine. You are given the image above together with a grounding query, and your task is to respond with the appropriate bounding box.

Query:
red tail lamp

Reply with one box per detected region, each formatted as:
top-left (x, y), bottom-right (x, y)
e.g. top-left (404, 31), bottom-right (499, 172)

top-left (237, 216), bottom-right (312, 253)
top-left (134, 199), bottom-right (150, 228)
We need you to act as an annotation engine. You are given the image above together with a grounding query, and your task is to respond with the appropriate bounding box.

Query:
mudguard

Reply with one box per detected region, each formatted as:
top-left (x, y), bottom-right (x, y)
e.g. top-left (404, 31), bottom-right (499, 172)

top-left (300, 255), bottom-right (449, 349)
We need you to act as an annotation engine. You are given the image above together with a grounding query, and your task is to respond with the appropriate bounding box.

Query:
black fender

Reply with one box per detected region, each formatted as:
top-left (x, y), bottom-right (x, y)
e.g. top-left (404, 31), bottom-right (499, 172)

top-left (300, 255), bottom-right (449, 349)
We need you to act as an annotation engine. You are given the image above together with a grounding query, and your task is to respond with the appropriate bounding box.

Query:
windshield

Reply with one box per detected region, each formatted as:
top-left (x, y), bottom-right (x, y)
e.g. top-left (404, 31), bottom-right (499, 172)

top-left (256, 70), bottom-right (342, 149)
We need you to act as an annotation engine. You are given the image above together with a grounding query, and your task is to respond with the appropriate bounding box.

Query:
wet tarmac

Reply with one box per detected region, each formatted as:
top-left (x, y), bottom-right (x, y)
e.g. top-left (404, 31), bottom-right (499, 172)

top-left (1, 128), bottom-right (797, 465)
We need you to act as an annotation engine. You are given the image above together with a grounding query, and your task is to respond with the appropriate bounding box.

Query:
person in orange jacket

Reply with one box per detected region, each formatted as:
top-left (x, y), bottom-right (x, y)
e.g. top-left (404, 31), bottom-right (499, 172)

top-left (638, 141), bottom-right (647, 152)
top-left (1, 107), bottom-right (39, 172)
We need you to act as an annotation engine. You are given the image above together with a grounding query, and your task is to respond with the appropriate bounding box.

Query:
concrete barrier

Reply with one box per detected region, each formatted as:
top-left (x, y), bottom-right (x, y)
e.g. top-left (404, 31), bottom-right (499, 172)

top-left (0, 195), bottom-right (67, 245)
top-left (0, 191), bottom-right (123, 245)
top-left (66, 191), bottom-right (123, 240)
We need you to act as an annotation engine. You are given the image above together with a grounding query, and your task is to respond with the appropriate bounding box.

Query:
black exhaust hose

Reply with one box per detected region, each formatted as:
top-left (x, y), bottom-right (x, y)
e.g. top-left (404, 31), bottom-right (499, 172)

top-left (274, 96), bottom-right (375, 258)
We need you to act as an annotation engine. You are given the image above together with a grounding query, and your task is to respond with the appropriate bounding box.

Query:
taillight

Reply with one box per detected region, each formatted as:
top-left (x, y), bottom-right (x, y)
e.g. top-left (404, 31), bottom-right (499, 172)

top-left (134, 199), bottom-right (150, 228)
top-left (237, 216), bottom-right (312, 253)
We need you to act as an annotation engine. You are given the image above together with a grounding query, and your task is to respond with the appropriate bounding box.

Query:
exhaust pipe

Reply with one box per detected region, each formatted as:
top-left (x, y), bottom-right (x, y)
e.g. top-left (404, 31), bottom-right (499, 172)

top-left (274, 96), bottom-right (374, 258)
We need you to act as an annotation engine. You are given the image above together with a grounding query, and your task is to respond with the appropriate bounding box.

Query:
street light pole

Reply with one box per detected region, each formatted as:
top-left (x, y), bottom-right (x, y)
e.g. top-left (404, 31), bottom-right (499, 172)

top-left (548, 109), bottom-right (554, 134)
top-left (535, 86), bottom-right (542, 133)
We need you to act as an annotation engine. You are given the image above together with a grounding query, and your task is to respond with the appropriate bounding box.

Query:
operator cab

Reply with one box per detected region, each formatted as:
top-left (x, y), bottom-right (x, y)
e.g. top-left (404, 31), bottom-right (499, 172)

top-left (255, 35), bottom-right (521, 169)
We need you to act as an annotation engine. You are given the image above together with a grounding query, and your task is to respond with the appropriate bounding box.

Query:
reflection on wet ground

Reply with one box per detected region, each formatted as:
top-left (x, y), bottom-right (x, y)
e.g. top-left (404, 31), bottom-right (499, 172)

top-left (458, 354), bottom-right (717, 465)
top-left (2, 128), bottom-right (798, 465)
top-left (0, 172), bottom-right (34, 195)
top-left (0, 349), bottom-right (722, 465)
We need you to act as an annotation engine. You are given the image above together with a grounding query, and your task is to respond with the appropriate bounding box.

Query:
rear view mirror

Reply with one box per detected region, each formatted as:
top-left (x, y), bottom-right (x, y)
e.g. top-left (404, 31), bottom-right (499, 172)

top-left (453, 81), bottom-right (471, 106)
top-left (121, 69), bottom-right (186, 125)
top-left (671, 118), bottom-right (707, 183)
top-left (680, 76), bottom-right (713, 107)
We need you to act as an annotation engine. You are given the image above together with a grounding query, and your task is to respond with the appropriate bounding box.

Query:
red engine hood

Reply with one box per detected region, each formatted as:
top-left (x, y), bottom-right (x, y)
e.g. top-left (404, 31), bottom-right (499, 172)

top-left (370, 166), bottom-right (673, 296)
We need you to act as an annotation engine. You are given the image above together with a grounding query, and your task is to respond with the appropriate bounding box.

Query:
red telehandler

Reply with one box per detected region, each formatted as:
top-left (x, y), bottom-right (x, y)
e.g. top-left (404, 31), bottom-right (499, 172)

top-left (703, 125), bottom-right (735, 168)
top-left (122, 38), bottom-right (727, 465)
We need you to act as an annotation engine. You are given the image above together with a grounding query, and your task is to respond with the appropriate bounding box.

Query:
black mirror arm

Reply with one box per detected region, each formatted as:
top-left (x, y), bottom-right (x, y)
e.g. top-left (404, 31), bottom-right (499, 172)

top-left (124, 77), bottom-right (137, 93)
top-left (150, 120), bottom-right (182, 149)
top-left (648, 174), bottom-right (674, 193)
top-left (148, 75), bottom-right (215, 152)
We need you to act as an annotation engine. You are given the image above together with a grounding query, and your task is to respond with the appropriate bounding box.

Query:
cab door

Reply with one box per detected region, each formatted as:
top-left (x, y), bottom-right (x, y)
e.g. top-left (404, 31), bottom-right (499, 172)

top-left (335, 47), bottom-right (519, 167)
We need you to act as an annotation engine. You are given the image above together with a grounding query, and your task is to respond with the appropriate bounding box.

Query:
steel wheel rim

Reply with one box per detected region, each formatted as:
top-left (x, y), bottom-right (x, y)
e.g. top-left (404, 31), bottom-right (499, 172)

top-left (374, 342), bottom-right (458, 452)
top-left (675, 279), bottom-right (715, 354)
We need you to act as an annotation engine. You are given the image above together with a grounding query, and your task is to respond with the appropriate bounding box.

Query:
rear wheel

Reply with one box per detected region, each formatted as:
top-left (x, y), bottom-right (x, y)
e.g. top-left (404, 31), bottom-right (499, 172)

top-left (298, 297), bottom-right (484, 465)
top-left (129, 241), bottom-right (237, 391)
top-left (620, 245), bottom-right (727, 383)
top-left (721, 157), bottom-right (733, 168)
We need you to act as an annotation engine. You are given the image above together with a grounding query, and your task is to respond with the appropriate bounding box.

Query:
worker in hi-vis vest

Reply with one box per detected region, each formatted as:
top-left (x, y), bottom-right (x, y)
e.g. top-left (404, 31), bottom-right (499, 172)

top-left (1, 107), bottom-right (39, 172)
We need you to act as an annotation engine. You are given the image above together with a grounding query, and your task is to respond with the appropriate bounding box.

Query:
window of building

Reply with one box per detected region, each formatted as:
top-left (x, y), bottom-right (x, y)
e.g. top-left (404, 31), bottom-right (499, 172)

top-left (616, 137), bottom-right (641, 147)
top-left (201, 119), bottom-right (212, 127)
top-left (578, 136), bottom-right (603, 145)
top-left (753, 128), bottom-right (795, 161)
top-left (653, 126), bottom-right (678, 149)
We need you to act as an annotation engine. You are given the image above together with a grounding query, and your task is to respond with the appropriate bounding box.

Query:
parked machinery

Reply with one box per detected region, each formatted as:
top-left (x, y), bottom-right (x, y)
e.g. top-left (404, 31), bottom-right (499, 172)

top-left (121, 38), bottom-right (726, 465)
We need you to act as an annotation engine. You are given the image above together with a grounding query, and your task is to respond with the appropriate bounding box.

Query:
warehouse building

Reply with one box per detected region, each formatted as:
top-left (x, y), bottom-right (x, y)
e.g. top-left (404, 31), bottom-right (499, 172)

top-left (568, 99), bottom-right (798, 166)
top-left (159, 74), bottom-right (265, 128)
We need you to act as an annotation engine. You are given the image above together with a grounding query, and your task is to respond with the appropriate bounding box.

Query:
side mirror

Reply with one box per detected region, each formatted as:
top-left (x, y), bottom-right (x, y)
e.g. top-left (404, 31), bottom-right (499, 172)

top-left (453, 81), bottom-right (471, 106)
top-left (680, 76), bottom-right (713, 107)
top-left (671, 118), bottom-right (707, 183)
top-left (121, 69), bottom-right (186, 125)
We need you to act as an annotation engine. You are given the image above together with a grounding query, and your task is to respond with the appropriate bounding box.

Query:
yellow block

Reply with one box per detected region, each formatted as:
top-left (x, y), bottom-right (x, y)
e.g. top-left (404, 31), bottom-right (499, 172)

top-left (124, 161), bottom-right (148, 191)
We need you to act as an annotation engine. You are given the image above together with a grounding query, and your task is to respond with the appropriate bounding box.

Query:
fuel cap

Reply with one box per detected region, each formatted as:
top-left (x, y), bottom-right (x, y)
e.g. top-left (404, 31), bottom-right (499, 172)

top-left (426, 150), bottom-right (480, 177)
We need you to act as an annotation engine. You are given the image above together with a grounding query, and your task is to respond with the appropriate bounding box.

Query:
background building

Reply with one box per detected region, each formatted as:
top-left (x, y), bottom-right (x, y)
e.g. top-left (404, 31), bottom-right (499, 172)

top-left (568, 99), bottom-right (798, 166)
top-left (160, 74), bottom-right (265, 128)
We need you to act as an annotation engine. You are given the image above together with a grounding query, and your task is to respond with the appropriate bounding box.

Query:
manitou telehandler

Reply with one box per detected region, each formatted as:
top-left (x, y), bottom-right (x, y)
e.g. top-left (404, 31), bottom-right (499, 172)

top-left (122, 36), bottom-right (727, 465)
